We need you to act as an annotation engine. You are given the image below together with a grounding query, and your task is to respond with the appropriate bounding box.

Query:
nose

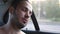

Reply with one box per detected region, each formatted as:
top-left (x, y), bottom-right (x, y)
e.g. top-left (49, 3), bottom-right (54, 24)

top-left (25, 11), bottom-right (30, 18)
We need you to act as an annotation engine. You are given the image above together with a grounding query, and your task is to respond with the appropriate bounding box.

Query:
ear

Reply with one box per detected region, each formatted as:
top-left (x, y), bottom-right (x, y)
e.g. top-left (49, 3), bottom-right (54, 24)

top-left (9, 6), bottom-right (14, 14)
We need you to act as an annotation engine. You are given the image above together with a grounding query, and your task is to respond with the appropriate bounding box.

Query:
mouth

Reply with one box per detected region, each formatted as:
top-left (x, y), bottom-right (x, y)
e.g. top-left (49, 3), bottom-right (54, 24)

top-left (23, 19), bottom-right (28, 23)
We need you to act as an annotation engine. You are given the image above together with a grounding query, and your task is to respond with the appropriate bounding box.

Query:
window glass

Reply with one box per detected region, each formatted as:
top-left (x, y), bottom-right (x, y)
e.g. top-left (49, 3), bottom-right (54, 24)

top-left (32, 0), bottom-right (60, 33)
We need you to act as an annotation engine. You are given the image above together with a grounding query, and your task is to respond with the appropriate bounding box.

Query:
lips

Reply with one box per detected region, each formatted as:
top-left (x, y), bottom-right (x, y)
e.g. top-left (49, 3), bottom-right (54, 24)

top-left (23, 18), bottom-right (28, 23)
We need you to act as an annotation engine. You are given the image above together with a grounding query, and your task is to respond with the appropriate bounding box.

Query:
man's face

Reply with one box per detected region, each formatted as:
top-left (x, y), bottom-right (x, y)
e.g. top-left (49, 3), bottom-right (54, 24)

top-left (10, 1), bottom-right (32, 28)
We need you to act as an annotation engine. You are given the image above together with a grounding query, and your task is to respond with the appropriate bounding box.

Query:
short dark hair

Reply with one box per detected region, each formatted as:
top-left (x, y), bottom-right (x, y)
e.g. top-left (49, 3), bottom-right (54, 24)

top-left (11, 0), bottom-right (29, 8)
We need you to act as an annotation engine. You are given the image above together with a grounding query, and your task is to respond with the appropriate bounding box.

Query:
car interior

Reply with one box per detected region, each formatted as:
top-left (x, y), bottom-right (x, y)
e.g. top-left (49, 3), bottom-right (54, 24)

top-left (0, 0), bottom-right (60, 34)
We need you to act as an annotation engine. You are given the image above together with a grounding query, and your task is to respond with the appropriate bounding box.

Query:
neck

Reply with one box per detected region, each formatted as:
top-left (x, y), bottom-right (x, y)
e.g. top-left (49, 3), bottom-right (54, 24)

top-left (8, 13), bottom-right (20, 31)
top-left (9, 13), bottom-right (23, 31)
top-left (3, 20), bottom-right (20, 34)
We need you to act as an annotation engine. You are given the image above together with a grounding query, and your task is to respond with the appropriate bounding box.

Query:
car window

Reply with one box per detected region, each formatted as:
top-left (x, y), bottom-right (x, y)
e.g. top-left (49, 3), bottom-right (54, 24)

top-left (22, 0), bottom-right (60, 33)
top-left (32, 0), bottom-right (60, 33)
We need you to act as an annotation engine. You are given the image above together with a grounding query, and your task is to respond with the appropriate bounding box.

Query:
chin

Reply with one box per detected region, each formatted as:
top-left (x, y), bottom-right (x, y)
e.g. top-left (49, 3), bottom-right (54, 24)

top-left (16, 22), bottom-right (26, 29)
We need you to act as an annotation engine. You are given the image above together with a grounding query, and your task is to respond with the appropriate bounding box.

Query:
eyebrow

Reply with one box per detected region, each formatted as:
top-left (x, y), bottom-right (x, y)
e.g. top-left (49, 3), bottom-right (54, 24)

top-left (18, 4), bottom-right (32, 12)
top-left (22, 6), bottom-right (30, 11)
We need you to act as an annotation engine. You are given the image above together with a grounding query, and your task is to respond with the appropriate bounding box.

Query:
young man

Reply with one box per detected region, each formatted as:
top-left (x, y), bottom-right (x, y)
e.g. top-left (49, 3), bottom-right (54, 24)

top-left (0, 0), bottom-right (32, 34)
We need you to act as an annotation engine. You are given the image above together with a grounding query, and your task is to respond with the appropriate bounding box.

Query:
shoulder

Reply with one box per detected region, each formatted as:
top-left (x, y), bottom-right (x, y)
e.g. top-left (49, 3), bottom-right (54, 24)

top-left (19, 30), bottom-right (26, 34)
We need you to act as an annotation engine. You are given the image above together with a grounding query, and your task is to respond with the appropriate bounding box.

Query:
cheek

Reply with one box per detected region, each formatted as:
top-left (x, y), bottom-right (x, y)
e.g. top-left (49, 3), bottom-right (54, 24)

top-left (15, 10), bottom-right (26, 22)
top-left (16, 10), bottom-right (25, 18)
top-left (19, 12), bottom-right (25, 18)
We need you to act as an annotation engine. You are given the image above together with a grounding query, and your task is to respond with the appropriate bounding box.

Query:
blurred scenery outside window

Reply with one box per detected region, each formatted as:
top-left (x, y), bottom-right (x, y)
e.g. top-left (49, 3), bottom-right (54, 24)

top-left (32, 0), bottom-right (60, 24)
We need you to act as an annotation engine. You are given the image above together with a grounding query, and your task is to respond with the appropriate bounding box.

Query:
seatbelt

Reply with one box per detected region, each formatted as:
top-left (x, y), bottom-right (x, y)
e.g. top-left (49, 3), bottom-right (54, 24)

top-left (31, 11), bottom-right (40, 31)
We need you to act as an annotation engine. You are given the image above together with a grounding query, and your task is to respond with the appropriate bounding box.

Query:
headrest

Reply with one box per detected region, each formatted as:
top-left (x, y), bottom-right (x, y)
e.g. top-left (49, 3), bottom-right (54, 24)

top-left (0, 0), bottom-right (13, 26)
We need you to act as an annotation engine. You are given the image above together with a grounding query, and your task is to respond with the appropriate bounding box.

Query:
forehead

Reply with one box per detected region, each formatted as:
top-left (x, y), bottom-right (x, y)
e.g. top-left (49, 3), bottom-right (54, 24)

top-left (17, 1), bottom-right (32, 11)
